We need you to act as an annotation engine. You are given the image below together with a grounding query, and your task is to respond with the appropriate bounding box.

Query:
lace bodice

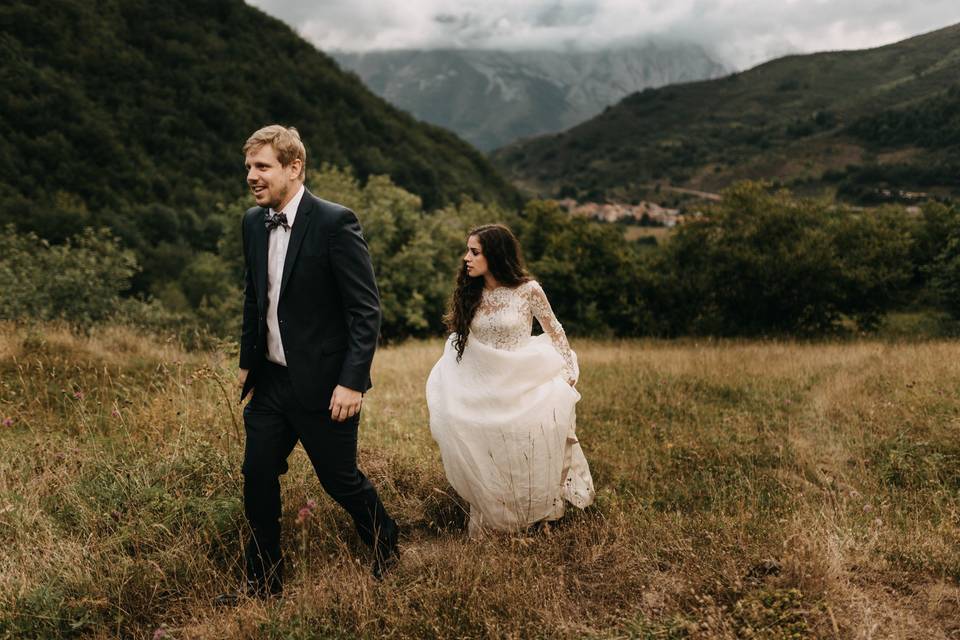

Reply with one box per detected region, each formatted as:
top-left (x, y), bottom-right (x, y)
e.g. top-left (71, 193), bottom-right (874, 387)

top-left (470, 280), bottom-right (578, 384)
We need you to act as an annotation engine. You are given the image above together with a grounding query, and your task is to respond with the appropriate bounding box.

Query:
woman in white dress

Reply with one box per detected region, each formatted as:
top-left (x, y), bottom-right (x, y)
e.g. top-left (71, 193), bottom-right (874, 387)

top-left (426, 224), bottom-right (594, 535)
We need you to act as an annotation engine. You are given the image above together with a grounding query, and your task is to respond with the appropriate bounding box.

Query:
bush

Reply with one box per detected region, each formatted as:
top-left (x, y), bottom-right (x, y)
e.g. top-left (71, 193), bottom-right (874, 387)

top-left (0, 225), bottom-right (138, 330)
top-left (929, 234), bottom-right (960, 320)
top-left (309, 166), bottom-right (506, 340)
top-left (654, 182), bottom-right (913, 335)
top-left (514, 200), bottom-right (659, 336)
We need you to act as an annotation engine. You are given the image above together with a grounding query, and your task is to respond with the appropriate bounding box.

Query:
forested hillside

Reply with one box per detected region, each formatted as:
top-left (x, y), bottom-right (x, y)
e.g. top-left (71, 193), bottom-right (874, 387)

top-left (0, 0), bottom-right (519, 274)
top-left (492, 23), bottom-right (960, 205)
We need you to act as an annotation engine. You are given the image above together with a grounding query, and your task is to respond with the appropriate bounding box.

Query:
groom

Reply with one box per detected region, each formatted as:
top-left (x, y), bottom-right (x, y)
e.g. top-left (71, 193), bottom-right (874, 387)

top-left (229, 125), bottom-right (398, 600)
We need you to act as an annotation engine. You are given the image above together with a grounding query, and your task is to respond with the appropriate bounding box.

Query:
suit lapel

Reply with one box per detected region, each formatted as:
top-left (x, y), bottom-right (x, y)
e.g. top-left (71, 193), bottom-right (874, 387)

top-left (279, 189), bottom-right (314, 299)
top-left (254, 209), bottom-right (269, 309)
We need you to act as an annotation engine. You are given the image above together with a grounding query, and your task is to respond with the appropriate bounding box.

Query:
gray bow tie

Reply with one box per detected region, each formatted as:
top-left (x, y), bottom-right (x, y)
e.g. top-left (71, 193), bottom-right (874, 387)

top-left (265, 211), bottom-right (289, 232)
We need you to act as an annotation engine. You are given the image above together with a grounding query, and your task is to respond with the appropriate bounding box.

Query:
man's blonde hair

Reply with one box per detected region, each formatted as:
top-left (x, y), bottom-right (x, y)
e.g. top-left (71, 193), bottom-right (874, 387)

top-left (243, 125), bottom-right (307, 180)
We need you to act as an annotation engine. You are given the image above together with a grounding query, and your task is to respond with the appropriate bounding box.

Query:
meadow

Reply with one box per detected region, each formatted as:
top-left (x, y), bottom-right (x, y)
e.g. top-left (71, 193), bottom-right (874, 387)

top-left (0, 324), bottom-right (958, 639)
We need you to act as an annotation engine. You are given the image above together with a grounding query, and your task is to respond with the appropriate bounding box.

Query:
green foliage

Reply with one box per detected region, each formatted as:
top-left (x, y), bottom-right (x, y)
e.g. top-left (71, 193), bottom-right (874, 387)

top-left (1, 583), bottom-right (96, 639)
top-left (2, 175), bottom-right (956, 342)
top-left (0, 226), bottom-right (138, 329)
top-left (930, 236), bottom-right (960, 320)
top-left (921, 201), bottom-right (960, 319)
top-left (310, 166), bottom-right (506, 339)
top-left (515, 200), bottom-right (659, 336)
top-left (907, 202), bottom-right (960, 287)
top-left (849, 85), bottom-right (960, 149)
top-left (654, 182), bottom-right (913, 335)
top-left (828, 162), bottom-right (960, 204)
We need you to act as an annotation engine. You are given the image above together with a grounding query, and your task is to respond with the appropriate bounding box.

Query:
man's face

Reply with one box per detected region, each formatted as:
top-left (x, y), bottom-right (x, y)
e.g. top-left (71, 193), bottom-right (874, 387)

top-left (244, 144), bottom-right (301, 209)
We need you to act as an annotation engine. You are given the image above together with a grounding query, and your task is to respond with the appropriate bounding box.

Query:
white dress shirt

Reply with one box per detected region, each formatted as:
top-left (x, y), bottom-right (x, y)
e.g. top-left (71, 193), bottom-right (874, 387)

top-left (265, 184), bottom-right (305, 366)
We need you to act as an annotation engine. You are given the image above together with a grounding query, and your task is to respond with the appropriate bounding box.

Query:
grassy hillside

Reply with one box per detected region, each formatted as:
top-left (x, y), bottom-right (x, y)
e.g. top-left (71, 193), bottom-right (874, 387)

top-left (1, 325), bottom-right (958, 638)
top-left (0, 0), bottom-right (519, 237)
top-left (492, 24), bottom-right (960, 204)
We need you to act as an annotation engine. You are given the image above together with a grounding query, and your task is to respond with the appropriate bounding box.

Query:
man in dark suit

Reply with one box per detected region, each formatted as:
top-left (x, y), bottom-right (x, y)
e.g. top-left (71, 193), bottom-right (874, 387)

top-left (227, 125), bottom-right (398, 601)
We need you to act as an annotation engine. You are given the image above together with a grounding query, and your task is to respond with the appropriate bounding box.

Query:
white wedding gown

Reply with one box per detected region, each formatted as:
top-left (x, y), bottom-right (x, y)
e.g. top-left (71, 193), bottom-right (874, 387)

top-left (426, 280), bottom-right (595, 534)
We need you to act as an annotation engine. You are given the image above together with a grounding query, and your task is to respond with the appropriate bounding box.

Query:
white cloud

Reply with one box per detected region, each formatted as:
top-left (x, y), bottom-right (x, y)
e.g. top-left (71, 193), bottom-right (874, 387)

top-left (248, 0), bottom-right (960, 69)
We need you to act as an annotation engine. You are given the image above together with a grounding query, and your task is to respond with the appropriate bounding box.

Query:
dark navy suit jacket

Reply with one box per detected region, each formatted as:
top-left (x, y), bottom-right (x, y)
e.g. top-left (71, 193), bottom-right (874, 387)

top-left (239, 188), bottom-right (380, 410)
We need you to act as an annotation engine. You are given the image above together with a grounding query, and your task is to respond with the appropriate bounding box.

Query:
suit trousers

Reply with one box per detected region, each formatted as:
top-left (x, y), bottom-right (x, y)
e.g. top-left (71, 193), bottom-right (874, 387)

top-left (241, 360), bottom-right (396, 587)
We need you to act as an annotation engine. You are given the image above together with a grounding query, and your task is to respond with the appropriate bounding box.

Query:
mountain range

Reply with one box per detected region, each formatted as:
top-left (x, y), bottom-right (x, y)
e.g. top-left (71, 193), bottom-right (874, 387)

top-left (490, 23), bottom-right (960, 205)
top-left (334, 44), bottom-right (729, 151)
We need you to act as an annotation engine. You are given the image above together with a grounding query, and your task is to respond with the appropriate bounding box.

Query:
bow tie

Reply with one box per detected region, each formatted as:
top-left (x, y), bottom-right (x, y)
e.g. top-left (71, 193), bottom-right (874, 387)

top-left (264, 211), bottom-right (289, 232)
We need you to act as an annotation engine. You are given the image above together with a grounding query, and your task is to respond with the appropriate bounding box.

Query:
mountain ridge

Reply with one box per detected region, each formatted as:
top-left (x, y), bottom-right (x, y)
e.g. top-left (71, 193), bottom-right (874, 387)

top-left (490, 23), bottom-right (960, 204)
top-left (334, 43), bottom-right (729, 150)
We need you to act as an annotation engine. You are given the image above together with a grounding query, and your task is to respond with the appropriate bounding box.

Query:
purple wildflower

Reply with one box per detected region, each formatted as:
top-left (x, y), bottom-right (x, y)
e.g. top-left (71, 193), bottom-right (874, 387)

top-left (295, 507), bottom-right (312, 525)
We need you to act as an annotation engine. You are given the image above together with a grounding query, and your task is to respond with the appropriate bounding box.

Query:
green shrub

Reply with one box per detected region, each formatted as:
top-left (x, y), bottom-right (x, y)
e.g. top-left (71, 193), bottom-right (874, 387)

top-left (654, 182), bottom-right (913, 335)
top-left (0, 226), bottom-right (138, 330)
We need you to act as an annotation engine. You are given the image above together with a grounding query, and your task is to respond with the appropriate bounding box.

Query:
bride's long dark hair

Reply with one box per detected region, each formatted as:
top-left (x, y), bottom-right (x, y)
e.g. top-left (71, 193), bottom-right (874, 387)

top-left (443, 224), bottom-right (531, 360)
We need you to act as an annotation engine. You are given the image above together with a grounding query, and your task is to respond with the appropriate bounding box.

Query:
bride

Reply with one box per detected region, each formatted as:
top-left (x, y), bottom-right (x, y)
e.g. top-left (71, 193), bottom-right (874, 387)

top-left (426, 224), bottom-right (594, 535)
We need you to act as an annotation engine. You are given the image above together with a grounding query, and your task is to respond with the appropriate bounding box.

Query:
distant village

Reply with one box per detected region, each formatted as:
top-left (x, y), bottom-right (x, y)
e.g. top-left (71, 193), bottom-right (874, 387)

top-left (553, 199), bottom-right (692, 227)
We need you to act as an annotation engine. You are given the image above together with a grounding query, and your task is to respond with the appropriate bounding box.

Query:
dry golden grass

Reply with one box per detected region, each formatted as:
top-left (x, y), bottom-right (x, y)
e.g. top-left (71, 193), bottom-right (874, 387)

top-left (0, 326), bottom-right (958, 639)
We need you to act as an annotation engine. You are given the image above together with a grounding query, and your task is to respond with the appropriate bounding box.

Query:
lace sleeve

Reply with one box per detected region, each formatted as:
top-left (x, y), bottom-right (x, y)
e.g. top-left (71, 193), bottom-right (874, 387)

top-left (525, 281), bottom-right (578, 384)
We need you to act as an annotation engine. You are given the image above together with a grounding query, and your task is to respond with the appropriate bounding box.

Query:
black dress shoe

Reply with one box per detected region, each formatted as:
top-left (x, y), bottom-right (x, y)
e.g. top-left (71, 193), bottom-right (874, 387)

top-left (372, 542), bottom-right (400, 581)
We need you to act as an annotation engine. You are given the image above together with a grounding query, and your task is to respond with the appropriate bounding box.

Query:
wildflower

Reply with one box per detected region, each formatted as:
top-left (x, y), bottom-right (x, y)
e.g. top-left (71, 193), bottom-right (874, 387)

top-left (296, 498), bottom-right (317, 525)
top-left (111, 409), bottom-right (121, 418)
top-left (863, 504), bottom-right (873, 513)
top-left (73, 390), bottom-right (85, 400)
top-left (153, 628), bottom-right (167, 640)
top-left (1, 417), bottom-right (12, 428)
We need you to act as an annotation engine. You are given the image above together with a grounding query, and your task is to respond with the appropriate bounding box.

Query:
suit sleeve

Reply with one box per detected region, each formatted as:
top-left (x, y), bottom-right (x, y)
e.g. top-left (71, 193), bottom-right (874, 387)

top-left (329, 208), bottom-right (381, 392)
top-left (239, 214), bottom-right (259, 370)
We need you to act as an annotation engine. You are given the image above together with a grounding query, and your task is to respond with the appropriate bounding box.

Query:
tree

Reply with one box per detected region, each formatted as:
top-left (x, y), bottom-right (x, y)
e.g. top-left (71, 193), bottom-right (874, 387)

top-left (656, 182), bottom-right (913, 335)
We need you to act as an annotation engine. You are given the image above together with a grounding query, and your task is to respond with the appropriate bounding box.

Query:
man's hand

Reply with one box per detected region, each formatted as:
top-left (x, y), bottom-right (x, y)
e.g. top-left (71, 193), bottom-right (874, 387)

top-left (239, 368), bottom-right (253, 402)
top-left (329, 385), bottom-right (362, 422)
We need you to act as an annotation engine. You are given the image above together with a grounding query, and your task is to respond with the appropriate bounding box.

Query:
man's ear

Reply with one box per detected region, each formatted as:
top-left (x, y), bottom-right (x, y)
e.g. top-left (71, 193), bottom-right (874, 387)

top-left (288, 158), bottom-right (303, 180)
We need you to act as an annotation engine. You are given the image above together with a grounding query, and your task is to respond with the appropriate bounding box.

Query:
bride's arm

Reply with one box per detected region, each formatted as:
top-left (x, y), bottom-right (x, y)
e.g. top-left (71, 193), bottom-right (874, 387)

top-left (526, 281), bottom-right (578, 385)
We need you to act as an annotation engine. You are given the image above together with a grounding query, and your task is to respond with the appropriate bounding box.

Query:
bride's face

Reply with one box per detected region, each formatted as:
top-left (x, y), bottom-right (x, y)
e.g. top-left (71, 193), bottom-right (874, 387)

top-left (464, 235), bottom-right (489, 278)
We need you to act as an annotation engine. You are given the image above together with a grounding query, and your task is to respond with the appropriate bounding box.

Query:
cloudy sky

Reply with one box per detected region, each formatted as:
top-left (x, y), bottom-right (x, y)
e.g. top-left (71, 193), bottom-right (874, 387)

top-left (248, 0), bottom-right (960, 69)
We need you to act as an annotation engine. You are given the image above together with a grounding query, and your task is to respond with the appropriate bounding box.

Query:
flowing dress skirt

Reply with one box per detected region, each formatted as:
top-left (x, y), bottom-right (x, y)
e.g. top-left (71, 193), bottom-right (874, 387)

top-left (426, 333), bottom-right (594, 533)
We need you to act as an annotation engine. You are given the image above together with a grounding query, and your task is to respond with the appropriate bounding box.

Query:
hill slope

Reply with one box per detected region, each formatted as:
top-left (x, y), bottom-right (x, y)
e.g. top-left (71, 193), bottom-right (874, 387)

top-left (334, 43), bottom-right (728, 151)
top-left (491, 24), bottom-right (960, 204)
top-left (0, 0), bottom-right (519, 239)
